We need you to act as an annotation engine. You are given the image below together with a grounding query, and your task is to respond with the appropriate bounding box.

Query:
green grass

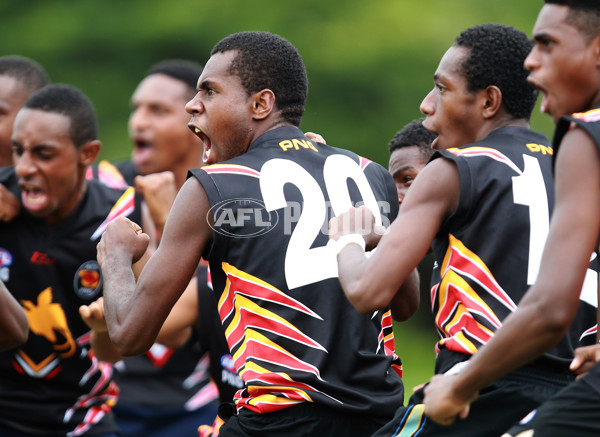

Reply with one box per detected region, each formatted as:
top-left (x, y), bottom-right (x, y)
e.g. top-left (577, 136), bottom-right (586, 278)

top-left (393, 315), bottom-right (439, 403)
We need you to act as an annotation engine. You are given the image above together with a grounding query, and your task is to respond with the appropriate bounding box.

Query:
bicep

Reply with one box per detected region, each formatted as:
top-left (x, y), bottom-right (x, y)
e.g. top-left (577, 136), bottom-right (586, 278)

top-left (134, 178), bottom-right (213, 326)
top-left (368, 158), bottom-right (459, 294)
top-left (524, 128), bottom-right (600, 309)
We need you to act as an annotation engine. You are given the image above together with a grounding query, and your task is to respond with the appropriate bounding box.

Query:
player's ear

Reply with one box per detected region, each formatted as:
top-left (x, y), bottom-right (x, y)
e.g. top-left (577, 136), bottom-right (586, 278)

top-left (79, 140), bottom-right (101, 167)
top-left (251, 89), bottom-right (275, 121)
top-left (482, 85), bottom-right (502, 119)
top-left (593, 34), bottom-right (600, 68)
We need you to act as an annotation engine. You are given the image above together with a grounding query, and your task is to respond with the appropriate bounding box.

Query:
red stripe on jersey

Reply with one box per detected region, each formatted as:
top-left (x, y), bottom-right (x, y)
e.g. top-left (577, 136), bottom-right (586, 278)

top-left (202, 164), bottom-right (260, 178)
top-left (90, 187), bottom-right (135, 240)
top-left (433, 235), bottom-right (515, 355)
top-left (571, 108), bottom-right (600, 122)
top-left (358, 155), bottom-right (372, 171)
top-left (447, 146), bottom-right (522, 174)
top-left (216, 263), bottom-right (336, 414)
top-left (441, 235), bottom-right (517, 312)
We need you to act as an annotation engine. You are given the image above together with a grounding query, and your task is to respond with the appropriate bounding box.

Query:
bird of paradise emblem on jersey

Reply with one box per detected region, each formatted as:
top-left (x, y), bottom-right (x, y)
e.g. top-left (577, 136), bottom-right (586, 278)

top-left (15, 287), bottom-right (77, 378)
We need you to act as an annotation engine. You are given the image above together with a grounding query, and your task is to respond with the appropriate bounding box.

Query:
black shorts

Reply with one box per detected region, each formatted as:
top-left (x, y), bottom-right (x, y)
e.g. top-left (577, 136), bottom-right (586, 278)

top-left (372, 366), bottom-right (574, 437)
top-left (503, 374), bottom-right (600, 437)
top-left (218, 402), bottom-right (385, 437)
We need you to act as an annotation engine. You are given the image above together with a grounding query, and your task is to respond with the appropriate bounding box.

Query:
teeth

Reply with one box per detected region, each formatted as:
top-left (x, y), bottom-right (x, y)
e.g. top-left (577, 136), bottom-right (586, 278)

top-left (195, 128), bottom-right (200, 134)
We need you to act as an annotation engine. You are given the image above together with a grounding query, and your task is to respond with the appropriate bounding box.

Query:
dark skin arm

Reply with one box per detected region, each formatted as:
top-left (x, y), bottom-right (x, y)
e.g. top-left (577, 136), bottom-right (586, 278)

top-left (155, 277), bottom-right (198, 349)
top-left (0, 185), bottom-right (20, 222)
top-left (0, 280), bottom-right (29, 350)
top-left (97, 177), bottom-right (213, 356)
top-left (78, 272), bottom-right (198, 362)
top-left (390, 267), bottom-right (420, 321)
top-left (329, 157), bottom-right (459, 314)
top-left (422, 127), bottom-right (600, 425)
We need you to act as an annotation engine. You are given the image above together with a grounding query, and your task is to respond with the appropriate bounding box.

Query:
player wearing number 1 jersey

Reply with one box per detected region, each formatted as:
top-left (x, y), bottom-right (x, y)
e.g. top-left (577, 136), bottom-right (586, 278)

top-left (330, 24), bottom-right (597, 436)
top-left (97, 31), bottom-right (415, 436)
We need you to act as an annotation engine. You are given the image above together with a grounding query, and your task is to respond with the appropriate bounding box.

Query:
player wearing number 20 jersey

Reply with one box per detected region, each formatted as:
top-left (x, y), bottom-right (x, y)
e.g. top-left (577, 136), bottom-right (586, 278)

top-left (430, 126), bottom-right (597, 376)
top-left (189, 125), bottom-right (404, 423)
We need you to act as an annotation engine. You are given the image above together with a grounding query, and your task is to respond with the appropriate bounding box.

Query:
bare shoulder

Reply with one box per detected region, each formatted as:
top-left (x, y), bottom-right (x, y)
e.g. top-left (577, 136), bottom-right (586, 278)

top-left (402, 156), bottom-right (459, 218)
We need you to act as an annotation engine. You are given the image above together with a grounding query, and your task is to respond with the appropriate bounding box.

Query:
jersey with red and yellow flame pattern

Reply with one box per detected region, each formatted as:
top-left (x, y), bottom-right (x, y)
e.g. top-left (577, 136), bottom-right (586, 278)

top-left (0, 169), bottom-right (139, 435)
top-left (189, 126), bottom-right (404, 424)
top-left (429, 126), bottom-right (597, 375)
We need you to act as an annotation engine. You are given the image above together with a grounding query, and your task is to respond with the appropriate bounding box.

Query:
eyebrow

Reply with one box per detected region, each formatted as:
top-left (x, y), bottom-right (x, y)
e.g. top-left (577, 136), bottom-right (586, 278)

top-left (391, 165), bottom-right (416, 177)
top-left (11, 141), bottom-right (54, 151)
top-left (532, 32), bottom-right (551, 43)
top-left (197, 79), bottom-right (215, 91)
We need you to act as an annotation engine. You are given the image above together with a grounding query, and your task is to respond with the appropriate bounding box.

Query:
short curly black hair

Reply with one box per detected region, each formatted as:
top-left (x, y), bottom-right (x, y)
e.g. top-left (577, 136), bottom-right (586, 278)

top-left (23, 84), bottom-right (97, 148)
top-left (454, 24), bottom-right (538, 120)
top-left (544, 0), bottom-right (600, 42)
top-left (211, 31), bottom-right (307, 126)
top-left (0, 55), bottom-right (50, 93)
top-left (146, 59), bottom-right (204, 100)
top-left (388, 118), bottom-right (436, 163)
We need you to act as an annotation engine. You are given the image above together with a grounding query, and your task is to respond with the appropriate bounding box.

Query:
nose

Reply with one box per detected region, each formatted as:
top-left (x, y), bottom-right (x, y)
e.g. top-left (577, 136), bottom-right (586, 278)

top-left (129, 106), bottom-right (149, 133)
top-left (524, 46), bottom-right (539, 72)
top-left (14, 150), bottom-right (35, 179)
top-left (420, 88), bottom-right (435, 116)
top-left (396, 184), bottom-right (406, 205)
top-left (185, 93), bottom-right (203, 115)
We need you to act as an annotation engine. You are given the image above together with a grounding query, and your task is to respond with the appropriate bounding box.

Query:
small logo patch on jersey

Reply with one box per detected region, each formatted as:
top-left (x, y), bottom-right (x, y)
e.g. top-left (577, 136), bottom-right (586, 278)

top-left (0, 248), bottom-right (12, 266)
top-left (30, 251), bottom-right (56, 265)
top-left (0, 248), bottom-right (11, 282)
top-left (209, 198), bottom-right (278, 238)
top-left (73, 261), bottom-right (103, 299)
top-left (220, 354), bottom-right (244, 389)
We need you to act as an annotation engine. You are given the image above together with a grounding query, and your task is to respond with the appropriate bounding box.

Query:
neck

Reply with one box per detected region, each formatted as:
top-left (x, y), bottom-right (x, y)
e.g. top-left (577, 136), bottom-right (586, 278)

top-left (46, 176), bottom-right (87, 226)
top-left (251, 118), bottom-right (294, 144)
top-left (478, 115), bottom-right (530, 142)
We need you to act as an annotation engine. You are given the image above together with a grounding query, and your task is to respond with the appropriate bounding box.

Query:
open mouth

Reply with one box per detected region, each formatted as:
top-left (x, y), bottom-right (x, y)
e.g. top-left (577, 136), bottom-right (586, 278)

top-left (528, 77), bottom-right (549, 114)
top-left (19, 184), bottom-right (47, 212)
top-left (134, 138), bottom-right (152, 150)
top-left (132, 138), bottom-right (153, 166)
top-left (191, 126), bottom-right (212, 163)
top-left (539, 90), bottom-right (550, 115)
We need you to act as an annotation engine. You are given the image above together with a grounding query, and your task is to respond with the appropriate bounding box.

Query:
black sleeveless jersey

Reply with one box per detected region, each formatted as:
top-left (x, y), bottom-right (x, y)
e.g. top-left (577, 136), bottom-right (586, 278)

top-left (189, 126), bottom-right (403, 423)
top-left (198, 264), bottom-right (244, 404)
top-left (0, 169), bottom-right (137, 435)
top-left (429, 126), bottom-right (597, 375)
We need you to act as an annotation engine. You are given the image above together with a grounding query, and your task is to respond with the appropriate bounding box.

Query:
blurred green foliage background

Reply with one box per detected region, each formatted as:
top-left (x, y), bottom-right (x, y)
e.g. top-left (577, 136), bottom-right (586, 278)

top-left (1, 0), bottom-right (553, 401)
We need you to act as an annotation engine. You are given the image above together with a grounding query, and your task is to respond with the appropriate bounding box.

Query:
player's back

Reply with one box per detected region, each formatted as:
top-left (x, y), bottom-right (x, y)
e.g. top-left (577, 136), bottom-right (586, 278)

top-left (189, 125), bottom-right (403, 422)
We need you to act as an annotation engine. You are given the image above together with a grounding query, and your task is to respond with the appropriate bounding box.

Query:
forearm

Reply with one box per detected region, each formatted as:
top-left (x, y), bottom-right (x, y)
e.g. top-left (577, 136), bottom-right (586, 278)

top-left (156, 277), bottom-right (198, 349)
top-left (101, 254), bottom-right (146, 355)
top-left (157, 326), bottom-right (193, 349)
top-left (390, 267), bottom-right (420, 321)
top-left (0, 283), bottom-right (29, 350)
top-left (90, 330), bottom-right (124, 363)
top-left (0, 304), bottom-right (29, 350)
top-left (337, 244), bottom-right (389, 313)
